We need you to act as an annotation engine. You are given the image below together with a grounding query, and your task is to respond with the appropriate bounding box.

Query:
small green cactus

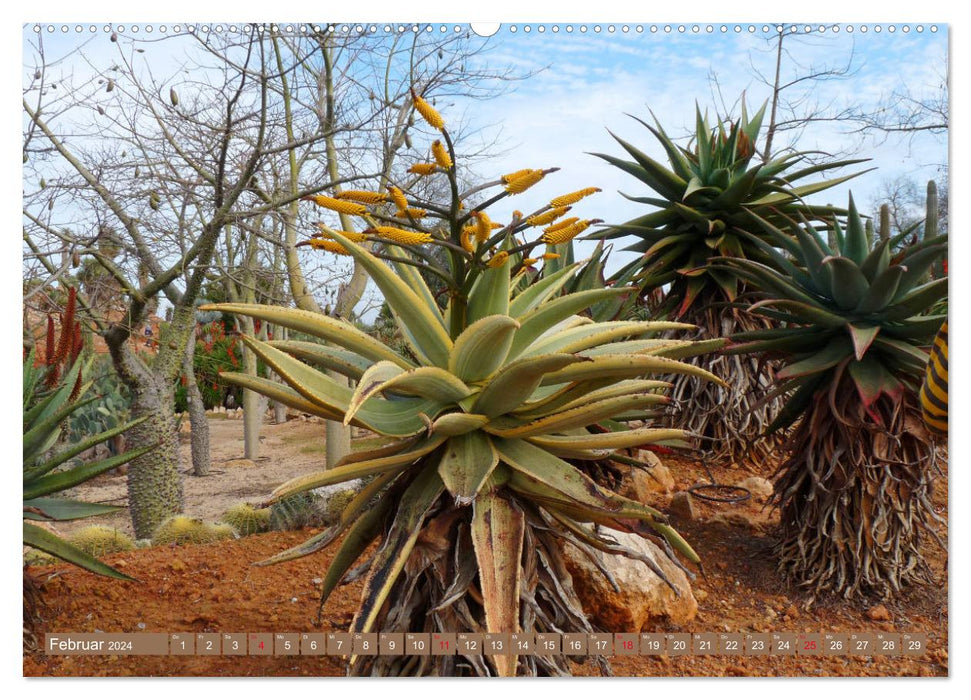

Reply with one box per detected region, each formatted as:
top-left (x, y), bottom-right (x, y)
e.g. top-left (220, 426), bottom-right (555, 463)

top-left (268, 492), bottom-right (319, 531)
top-left (24, 549), bottom-right (57, 566)
top-left (67, 526), bottom-right (135, 558)
top-left (152, 515), bottom-right (237, 546)
top-left (220, 503), bottom-right (271, 536)
top-left (320, 489), bottom-right (357, 526)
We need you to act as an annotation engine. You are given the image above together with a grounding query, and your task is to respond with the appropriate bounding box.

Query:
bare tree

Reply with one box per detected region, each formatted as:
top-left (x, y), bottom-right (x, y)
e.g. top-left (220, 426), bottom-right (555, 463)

top-left (24, 28), bottom-right (340, 537)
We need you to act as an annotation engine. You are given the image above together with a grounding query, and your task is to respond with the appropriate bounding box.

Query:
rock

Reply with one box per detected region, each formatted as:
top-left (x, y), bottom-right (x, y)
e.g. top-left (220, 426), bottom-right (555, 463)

top-left (694, 588), bottom-right (708, 602)
top-left (223, 458), bottom-right (258, 469)
top-left (737, 476), bottom-right (774, 502)
top-left (707, 511), bottom-right (762, 531)
top-left (668, 491), bottom-right (696, 521)
top-left (866, 604), bottom-right (892, 622)
top-left (562, 529), bottom-right (698, 632)
top-left (631, 461), bottom-right (676, 499)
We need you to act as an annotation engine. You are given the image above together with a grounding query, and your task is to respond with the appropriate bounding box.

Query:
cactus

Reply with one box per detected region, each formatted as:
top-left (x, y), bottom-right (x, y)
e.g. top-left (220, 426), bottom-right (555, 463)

top-left (268, 492), bottom-right (319, 532)
top-left (67, 526), bottom-right (135, 558)
top-left (24, 549), bottom-right (57, 566)
top-left (879, 203), bottom-right (891, 241)
top-left (220, 503), bottom-right (271, 536)
top-left (319, 489), bottom-right (357, 526)
top-left (151, 515), bottom-right (237, 545)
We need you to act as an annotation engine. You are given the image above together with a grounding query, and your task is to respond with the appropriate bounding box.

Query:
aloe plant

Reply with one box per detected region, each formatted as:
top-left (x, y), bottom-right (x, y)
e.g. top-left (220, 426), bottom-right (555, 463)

top-left (591, 99), bottom-right (869, 466)
top-left (24, 289), bottom-right (153, 580)
top-left (720, 193), bottom-right (947, 598)
top-left (203, 94), bottom-right (725, 676)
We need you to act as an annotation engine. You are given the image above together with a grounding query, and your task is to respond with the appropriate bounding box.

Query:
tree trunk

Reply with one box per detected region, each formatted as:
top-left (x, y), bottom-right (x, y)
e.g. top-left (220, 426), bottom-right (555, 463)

top-left (111, 344), bottom-right (185, 539)
top-left (271, 326), bottom-right (288, 424)
top-left (240, 316), bottom-right (262, 459)
top-left (182, 331), bottom-right (211, 477)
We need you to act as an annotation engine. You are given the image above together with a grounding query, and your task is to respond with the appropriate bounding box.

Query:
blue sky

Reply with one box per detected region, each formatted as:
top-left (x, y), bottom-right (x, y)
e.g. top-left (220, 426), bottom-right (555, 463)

top-left (448, 24), bottom-right (948, 265)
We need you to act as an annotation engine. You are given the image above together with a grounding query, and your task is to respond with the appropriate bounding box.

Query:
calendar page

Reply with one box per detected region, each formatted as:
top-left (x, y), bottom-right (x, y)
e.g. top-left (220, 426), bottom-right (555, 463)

top-left (21, 18), bottom-right (949, 682)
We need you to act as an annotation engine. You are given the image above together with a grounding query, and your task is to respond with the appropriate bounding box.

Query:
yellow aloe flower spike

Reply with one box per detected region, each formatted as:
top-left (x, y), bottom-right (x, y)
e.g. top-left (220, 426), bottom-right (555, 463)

top-left (432, 140), bottom-right (453, 169)
top-left (543, 216), bottom-right (580, 235)
top-left (501, 169), bottom-right (534, 183)
top-left (487, 251), bottom-right (509, 268)
top-left (302, 239), bottom-right (350, 255)
top-left (408, 163), bottom-right (439, 176)
top-left (526, 206), bottom-right (572, 227)
top-left (549, 187), bottom-right (602, 208)
top-left (541, 219), bottom-right (600, 246)
top-left (541, 252), bottom-right (561, 260)
top-left (460, 226), bottom-right (477, 253)
top-left (389, 186), bottom-right (409, 212)
top-left (302, 195), bottom-right (368, 217)
top-left (504, 169), bottom-right (545, 194)
top-left (402, 208), bottom-right (427, 220)
top-left (368, 226), bottom-right (434, 245)
top-left (521, 257), bottom-right (539, 266)
top-left (411, 88), bottom-right (445, 131)
top-left (471, 211), bottom-right (492, 243)
top-left (314, 223), bottom-right (368, 242)
top-left (335, 190), bottom-right (389, 204)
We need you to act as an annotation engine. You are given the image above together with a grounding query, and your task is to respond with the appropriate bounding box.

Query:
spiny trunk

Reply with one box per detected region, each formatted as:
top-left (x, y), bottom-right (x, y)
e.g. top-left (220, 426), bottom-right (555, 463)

top-left (182, 332), bottom-right (210, 477)
top-left (126, 376), bottom-right (184, 539)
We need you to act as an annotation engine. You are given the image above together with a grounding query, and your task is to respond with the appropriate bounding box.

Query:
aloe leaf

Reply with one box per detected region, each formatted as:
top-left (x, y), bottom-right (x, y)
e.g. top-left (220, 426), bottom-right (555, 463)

top-left (777, 336), bottom-right (853, 381)
top-left (268, 341), bottom-right (372, 380)
top-left (823, 256), bottom-right (869, 310)
top-left (26, 415), bottom-right (148, 482)
top-left (24, 522), bottom-right (134, 580)
top-left (846, 324), bottom-right (881, 361)
top-left (328, 231), bottom-right (454, 368)
top-left (439, 432), bottom-right (499, 506)
top-left (200, 303), bottom-right (413, 368)
top-left (510, 288), bottom-right (629, 360)
top-left (265, 437), bottom-right (445, 504)
top-left (23, 497), bottom-right (123, 522)
top-left (449, 315), bottom-right (520, 382)
top-left (24, 444), bottom-right (155, 500)
top-left (466, 255), bottom-right (512, 326)
top-left (352, 465), bottom-right (444, 635)
top-left (528, 427), bottom-right (687, 453)
top-left (486, 394), bottom-right (670, 439)
top-left (508, 264), bottom-right (579, 317)
top-left (471, 490), bottom-right (524, 677)
top-left (256, 471), bottom-right (398, 566)
top-left (854, 266), bottom-right (904, 315)
top-left (473, 354), bottom-right (581, 417)
top-left (539, 353), bottom-right (725, 387)
top-left (344, 361), bottom-right (406, 426)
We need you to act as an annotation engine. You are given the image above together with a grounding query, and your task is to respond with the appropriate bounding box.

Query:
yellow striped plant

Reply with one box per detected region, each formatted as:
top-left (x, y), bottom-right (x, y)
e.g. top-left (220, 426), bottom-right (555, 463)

top-left (203, 95), bottom-right (726, 677)
top-left (718, 193), bottom-right (947, 600)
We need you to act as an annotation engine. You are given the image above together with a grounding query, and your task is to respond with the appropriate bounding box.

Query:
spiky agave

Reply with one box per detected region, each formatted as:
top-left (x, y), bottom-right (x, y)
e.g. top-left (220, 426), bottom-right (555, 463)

top-left (24, 291), bottom-right (153, 646)
top-left (203, 97), bottom-right (725, 677)
top-left (720, 194), bottom-right (947, 599)
top-left (591, 100), bottom-right (868, 466)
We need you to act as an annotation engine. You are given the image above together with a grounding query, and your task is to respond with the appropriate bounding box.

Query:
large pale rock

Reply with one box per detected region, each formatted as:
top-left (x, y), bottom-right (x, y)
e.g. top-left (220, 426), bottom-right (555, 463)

top-left (737, 476), bottom-right (774, 503)
top-left (562, 529), bottom-right (698, 632)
